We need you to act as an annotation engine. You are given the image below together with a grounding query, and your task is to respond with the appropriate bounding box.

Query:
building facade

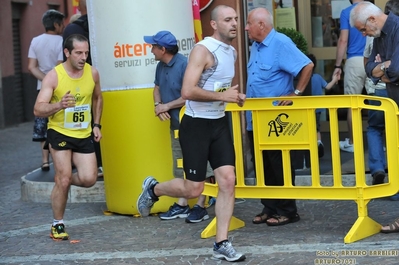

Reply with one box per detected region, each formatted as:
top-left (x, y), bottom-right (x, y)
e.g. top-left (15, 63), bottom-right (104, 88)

top-left (0, 0), bottom-right (66, 128)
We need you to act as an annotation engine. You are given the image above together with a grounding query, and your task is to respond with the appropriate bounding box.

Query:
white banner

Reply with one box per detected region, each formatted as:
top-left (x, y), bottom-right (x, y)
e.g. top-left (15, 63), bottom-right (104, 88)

top-left (87, 0), bottom-right (195, 91)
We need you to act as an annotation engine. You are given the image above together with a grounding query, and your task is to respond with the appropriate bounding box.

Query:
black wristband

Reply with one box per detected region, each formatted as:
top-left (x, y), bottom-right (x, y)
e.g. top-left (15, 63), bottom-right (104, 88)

top-left (335, 65), bottom-right (342, 69)
top-left (93, 123), bottom-right (102, 129)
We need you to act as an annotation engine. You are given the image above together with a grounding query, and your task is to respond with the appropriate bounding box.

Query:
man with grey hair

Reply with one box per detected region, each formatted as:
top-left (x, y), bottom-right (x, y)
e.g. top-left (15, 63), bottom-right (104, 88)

top-left (245, 7), bottom-right (313, 226)
top-left (28, 9), bottom-right (65, 172)
top-left (361, 1), bottom-right (399, 187)
top-left (350, 0), bottom-right (399, 233)
top-left (350, 3), bottom-right (399, 110)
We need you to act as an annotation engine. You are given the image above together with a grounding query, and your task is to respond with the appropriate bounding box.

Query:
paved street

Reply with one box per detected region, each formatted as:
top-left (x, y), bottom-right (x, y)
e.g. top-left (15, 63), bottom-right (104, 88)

top-left (1, 122), bottom-right (399, 264)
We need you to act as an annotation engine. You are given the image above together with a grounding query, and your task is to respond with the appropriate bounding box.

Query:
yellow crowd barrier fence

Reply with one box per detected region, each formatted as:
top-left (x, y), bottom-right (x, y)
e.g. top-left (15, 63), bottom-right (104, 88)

top-left (183, 95), bottom-right (399, 243)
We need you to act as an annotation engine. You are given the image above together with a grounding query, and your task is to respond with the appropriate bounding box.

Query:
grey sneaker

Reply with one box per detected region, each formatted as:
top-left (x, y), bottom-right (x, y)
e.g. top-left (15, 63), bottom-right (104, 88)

top-left (185, 204), bottom-right (209, 223)
top-left (159, 203), bottom-right (190, 220)
top-left (137, 176), bottom-right (158, 217)
top-left (213, 241), bottom-right (246, 262)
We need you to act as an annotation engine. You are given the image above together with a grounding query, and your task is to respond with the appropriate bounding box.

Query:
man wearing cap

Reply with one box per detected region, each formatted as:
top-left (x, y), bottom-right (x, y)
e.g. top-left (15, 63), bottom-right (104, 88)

top-left (138, 5), bottom-right (246, 262)
top-left (143, 31), bottom-right (213, 223)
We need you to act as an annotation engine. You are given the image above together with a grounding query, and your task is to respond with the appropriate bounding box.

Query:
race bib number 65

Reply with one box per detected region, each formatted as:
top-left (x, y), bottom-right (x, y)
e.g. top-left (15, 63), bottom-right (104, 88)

top-left (64, 104), bottom-right (90, 129)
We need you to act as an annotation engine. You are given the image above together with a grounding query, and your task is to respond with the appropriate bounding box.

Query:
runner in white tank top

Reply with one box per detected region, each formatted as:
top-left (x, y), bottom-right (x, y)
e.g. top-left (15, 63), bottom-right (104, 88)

top-left (184, 37), bottom-right (236, 119)
top-left (136, 5), bottom-right (246, 262)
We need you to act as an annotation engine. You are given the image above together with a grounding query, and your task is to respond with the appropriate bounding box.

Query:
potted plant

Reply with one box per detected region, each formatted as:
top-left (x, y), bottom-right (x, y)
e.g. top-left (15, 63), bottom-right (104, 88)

top-left (276, 27), bottom-right (308, 55)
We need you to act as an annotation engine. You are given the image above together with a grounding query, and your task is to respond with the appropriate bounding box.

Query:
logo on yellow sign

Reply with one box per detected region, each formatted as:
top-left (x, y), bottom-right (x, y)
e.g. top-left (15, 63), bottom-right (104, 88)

top-left (268, 113), bottom-right (303, 137)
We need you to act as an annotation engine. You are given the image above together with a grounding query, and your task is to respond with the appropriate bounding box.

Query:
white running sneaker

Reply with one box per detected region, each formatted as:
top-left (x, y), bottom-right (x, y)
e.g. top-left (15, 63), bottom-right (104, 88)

top-left (213, 241), bottom-right (246, 262)
top-left (339, 138), bottom-right (354, 153)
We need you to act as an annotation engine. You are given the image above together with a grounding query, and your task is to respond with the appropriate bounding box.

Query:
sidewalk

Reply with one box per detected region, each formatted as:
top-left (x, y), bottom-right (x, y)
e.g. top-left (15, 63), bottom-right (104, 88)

top-left (1, 122), bottom-right (399, 264)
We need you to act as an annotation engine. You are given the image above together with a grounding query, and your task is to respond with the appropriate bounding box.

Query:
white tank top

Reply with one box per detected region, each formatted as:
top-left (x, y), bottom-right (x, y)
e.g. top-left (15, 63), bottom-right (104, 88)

top-left (185, 37), bottom-right (236, 119)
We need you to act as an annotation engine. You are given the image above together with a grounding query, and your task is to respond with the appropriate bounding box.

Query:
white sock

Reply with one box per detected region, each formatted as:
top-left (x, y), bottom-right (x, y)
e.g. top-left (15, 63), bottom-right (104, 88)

top-left (53, 219), bottom-right (64, 226)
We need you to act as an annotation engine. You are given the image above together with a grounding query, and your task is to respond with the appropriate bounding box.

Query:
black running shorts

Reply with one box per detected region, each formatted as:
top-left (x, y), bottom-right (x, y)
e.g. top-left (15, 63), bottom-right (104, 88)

top-left (179, 114), bottom-right (235, 182)
top-left (45, 129), bottom-right (95, 154)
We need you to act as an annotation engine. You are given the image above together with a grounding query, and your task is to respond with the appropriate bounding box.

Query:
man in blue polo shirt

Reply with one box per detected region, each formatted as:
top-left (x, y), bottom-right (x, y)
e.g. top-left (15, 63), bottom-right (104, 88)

top-left (245, 7), bottom-right (313, 226)
top-left (143, 30), bottom-right (212, 223)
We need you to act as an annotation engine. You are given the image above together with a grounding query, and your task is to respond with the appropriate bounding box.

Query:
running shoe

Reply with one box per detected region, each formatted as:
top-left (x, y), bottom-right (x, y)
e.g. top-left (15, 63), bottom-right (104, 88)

top-left (185, 204), bottom-right (209, 223)
top-left (339, 138), bottom-right (354, 153)
top-left (213, 241), bottom-right (246, 262)
top-left (137, 176), bottom-right (159, 217)
top-left (159, 203), bottom-right (190, 220)
top-left (50, 223), bottom-right (69, 240)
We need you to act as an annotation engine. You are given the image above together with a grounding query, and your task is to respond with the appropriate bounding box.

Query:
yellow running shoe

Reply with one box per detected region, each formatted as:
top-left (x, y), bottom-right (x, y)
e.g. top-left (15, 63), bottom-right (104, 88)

top-left (50, 223), bottom-right (69, 240)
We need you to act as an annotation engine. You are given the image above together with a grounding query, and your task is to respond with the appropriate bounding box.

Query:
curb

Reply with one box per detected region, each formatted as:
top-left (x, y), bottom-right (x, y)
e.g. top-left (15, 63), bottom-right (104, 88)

top-left (20, 168), bottom-right (105, 203)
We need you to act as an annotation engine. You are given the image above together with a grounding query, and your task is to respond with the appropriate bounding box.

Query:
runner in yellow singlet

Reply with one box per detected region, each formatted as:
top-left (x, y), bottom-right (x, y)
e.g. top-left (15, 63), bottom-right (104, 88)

top-left (34, 34), bottom-right (103, 240)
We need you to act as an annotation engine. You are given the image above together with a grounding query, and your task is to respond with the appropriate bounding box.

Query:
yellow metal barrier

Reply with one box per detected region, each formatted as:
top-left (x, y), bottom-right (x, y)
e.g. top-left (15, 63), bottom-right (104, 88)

top-left (195, 95), bottom-right (399, 243)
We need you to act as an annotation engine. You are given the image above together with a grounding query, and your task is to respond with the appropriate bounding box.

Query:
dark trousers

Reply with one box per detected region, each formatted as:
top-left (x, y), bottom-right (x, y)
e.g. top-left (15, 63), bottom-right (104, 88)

top-left (248, 131), bottom-right (297, 218)
top-left (386, 86), bottom-right (399, 107)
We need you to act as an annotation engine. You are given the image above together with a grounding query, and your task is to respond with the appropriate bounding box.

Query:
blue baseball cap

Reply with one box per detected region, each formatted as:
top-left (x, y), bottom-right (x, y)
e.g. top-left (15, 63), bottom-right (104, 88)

top-left (143, 31), bottom-right (177, 49)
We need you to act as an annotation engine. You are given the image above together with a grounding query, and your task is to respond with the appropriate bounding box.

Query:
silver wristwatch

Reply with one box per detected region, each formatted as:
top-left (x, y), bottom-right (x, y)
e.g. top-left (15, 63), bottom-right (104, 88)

top-left (294, 89), bottom-right (303, 96)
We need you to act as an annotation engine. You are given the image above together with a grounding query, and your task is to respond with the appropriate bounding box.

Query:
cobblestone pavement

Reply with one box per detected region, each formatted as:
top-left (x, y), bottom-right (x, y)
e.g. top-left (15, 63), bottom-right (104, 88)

top-left (1, 122), bottom-right (399, 265)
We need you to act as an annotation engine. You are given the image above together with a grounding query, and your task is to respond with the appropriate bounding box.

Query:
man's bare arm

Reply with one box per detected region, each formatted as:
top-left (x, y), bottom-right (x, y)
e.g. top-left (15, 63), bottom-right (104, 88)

top-left (28, 58), bottom-right (46, 81)
top-left (333, 29), bottom-right (348, 79)
top-left (181, 45), bottom-right (241, 104)
top-left (181, 45), bottom-right (218, 101)
top-left (295, 62), bottom-right (314, 94)
top-left (34, 69), bottom-right (75, 117)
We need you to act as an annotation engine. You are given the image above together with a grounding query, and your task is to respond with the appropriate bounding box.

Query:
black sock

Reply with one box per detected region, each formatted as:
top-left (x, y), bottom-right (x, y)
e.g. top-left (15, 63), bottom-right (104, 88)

top-left (215, 239), bottom-right (229, 248)
top-left (149, 184), bottom-right (159, 201)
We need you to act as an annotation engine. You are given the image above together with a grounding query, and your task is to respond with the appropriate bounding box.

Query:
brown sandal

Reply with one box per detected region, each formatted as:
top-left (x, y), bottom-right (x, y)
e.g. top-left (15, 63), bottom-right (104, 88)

top-left (381, 217), bottom-right (399, 233)
top-left (266, 214), bottom-right (300, 226)
top-left (252, 213), bottom-right (269, 224)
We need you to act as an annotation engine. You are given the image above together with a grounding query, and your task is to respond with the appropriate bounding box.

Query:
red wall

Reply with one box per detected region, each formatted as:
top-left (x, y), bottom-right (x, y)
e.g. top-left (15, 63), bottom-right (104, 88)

top-left (0, 0), bottom-right (66, 126)
top-left (0, 1), bottom-right (14, 77)
top-left (0, 0), bottom-right (66, 77)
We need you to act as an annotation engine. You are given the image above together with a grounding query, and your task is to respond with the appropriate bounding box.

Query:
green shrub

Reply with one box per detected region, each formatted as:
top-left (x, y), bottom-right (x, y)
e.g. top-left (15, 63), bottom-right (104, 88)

top-left (276, 27), bottom-right (308, 54)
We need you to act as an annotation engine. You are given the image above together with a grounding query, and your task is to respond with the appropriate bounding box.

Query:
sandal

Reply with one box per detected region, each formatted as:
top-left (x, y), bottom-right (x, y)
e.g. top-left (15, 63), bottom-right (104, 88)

top-left (381, 217), bottom-right (399, 233)
top-left (252, 213), bottom-right (269, 224)
top-left (41, 162), bottom-right (50, 171)
top-left (266, 213), bottom-right (300, 226)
